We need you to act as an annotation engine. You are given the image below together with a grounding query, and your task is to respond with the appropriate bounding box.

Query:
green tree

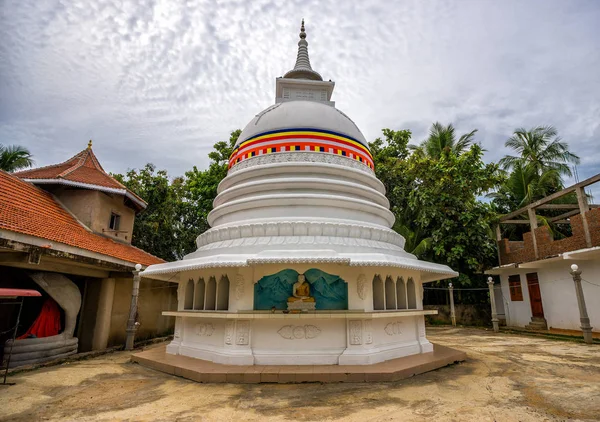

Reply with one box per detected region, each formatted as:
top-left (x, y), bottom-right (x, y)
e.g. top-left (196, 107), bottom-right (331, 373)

top-left (183, 130), bottom-right (240, 235)
top-left (114, 130), bottom-right (241, 261)
top-left (0, 144), bottom-right (34, 172)
top-left (492, 126), bottom-right (580, 241)
top-left (114, 164), bottom-right (190, 261)
top-left (499, 126), bottom-right (580, 178)
top-left (410, 122), bottom-right (477, 159)
top-left (489, 162), bottom-right (562, 212)
top-left (370, 129), bottom-right (503, 286)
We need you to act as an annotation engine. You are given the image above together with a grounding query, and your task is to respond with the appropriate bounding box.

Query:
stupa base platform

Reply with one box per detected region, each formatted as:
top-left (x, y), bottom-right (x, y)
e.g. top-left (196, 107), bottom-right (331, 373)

top-left (131, 344), bottom-right (466, 383)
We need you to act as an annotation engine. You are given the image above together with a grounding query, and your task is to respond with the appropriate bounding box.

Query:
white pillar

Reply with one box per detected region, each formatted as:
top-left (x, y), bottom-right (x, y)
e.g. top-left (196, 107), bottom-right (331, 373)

top-left (125, 264), bottom-right (142, 351)
top-left (488, 277), bottom-right (499, 333)
top-left (449, 282), bottom-right (456, 327)
top-left (569, 264), bottom-right (593, 344)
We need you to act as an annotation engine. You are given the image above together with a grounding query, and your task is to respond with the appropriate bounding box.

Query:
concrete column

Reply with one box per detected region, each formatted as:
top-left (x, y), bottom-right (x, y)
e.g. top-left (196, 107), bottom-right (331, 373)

top-left (527, 207), bottom-right (539, 259)
top-left (125, 264), bottom-right (142, 351)
top-left (569, 264), bottom-right (593, 344)
top-left (495, 225), bottom-right (503, 265)
top-left (488, 277), bottom-right (499, 333)
top-left (576, 187), bottom-right (592, 248)
top-left (449, 282), bottom-right (456, 326)
top-left (92, 277), bottom-right (116, 350)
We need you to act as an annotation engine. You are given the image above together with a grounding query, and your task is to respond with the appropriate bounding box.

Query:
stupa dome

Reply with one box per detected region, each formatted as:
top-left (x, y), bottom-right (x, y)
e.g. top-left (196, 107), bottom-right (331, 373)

top-left (236, 101), bottom-right (368, 154)
top-left (230, 101), bottom-right (372, 171)
top-left (139, 20), bottom-right (459, 370)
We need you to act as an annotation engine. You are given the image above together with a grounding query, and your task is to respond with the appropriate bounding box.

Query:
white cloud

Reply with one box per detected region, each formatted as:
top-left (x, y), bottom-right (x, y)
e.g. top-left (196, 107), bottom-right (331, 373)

top-left (0, 0), bottom-right (598, 192)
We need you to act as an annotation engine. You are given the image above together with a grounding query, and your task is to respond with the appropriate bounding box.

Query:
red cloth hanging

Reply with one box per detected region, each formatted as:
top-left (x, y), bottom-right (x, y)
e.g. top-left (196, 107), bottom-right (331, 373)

top-left (18, 297), bottom-right (61, 339)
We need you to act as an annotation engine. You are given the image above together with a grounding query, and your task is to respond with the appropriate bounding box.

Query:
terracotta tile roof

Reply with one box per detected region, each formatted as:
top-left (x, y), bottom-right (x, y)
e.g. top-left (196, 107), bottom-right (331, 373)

top-left (0, 171), bottom-right (164, 267)
top-left (14, 145), bottom-right (146, 209)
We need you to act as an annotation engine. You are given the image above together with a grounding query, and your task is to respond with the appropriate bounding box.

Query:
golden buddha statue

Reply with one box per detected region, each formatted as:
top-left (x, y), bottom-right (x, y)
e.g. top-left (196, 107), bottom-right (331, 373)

top-left (288, 274), bottom-right (315, 303)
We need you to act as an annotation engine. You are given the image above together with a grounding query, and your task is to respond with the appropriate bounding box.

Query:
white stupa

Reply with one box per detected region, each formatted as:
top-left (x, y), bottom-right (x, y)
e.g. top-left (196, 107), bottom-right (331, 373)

top-left (142, 21), bottom-right (457, 366)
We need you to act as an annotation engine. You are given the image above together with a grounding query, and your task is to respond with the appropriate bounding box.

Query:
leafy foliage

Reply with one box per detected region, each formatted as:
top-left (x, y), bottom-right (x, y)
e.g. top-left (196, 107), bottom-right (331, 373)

top-left (499, 126), bottom-right (580, 178)
top-left (114, 130), bottom-right (240, 261)
top-left (492, 126), bottom-right (580, 240)
top-left (370, 128), bottom-right (503, 287)
top-left (409, 122), bottom-right (477, 159)
top-left (0, 144), bottom-right (34, 172)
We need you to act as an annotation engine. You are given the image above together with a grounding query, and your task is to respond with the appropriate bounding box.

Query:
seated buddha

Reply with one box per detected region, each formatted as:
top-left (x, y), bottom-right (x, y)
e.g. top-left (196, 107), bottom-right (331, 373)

top-left (288, 274), bottom-right (315, 303)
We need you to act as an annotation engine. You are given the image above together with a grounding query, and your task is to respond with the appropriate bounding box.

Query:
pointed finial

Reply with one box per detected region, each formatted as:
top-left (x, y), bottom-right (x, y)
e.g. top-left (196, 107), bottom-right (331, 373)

top-left (283, 19), bottom-right (323, 80)
top-left (88, 139), bottom-right (93, 149)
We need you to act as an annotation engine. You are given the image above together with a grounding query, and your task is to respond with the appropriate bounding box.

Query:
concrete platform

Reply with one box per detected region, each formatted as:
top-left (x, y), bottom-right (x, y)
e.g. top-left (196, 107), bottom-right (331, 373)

top-left (131, 344), bottom-right (466, 383)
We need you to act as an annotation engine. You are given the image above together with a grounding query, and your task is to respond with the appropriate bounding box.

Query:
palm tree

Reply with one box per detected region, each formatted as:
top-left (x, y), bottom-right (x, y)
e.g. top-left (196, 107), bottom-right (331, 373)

top-left (499, 126), bottom-right (580, 178)
top-left (489, 162), bottom-right (562, 211)
top-left (410, 122), bottom-right (477, 159)
top-left (394, 221), bottom-right (432, 259)
top-left (0, 144), bottom-right (34, 172)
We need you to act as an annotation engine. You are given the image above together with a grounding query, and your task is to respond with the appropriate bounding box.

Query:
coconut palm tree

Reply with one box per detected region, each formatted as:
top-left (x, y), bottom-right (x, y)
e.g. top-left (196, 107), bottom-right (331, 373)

top-left (499, 126), bottom-right (580, 178)
top-left (410, 122), bottom-right (477, 159)
top-left (0, 144), bottom-right (34, 172)
top-left (394, 222), bottom-right (432, 259)
top-left (489, 162), bottom-right (562, 211)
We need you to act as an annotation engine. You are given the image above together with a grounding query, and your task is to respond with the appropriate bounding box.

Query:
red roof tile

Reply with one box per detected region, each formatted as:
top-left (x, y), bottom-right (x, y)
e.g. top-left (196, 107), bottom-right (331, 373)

top-left (14, 146), bottom-right (146, 208)
top-left (0, 171), bottom-right (164, 267)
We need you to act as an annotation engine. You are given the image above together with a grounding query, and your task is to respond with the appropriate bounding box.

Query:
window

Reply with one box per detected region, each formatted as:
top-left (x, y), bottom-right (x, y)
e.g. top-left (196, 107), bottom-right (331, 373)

top-left (407, 278), bottom-right (417, 309)
top-left (508, 275), bottom-right (523, 301)
top-left (372, 275), bottom-right (384, 310)
top-left (109, 212), bottom-right (120, 230)
top-left (184, 279), bottom-right (194, 310)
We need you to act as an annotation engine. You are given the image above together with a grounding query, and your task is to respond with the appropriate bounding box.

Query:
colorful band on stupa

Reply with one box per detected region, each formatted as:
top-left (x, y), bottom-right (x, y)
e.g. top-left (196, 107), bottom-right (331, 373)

top-left (229, 128), bottom-right (374, 169)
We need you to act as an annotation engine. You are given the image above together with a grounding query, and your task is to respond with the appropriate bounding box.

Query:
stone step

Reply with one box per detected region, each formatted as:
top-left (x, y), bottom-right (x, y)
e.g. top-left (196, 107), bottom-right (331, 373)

top-left (526, 318), bottom-right (548, 330)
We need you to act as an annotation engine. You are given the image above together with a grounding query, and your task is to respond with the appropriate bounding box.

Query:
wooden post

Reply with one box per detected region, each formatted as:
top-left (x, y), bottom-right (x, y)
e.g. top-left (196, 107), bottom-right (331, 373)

top-left (575, 187), bottom-right (592, 248)
top-left (527, 207), bottom-right (539, 259)
top-left (125, 264), bottom-right (142, 351)
top-left (488, 277), bottom-right (499, 333)
top-left (569, 264), bottom-right (593, 344)
top-left (449, 283), bottom-right (456, 326)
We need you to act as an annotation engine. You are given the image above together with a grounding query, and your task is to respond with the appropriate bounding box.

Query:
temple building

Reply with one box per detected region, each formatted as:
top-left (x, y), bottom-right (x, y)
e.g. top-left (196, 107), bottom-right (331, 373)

top-left (0, 143), bottom-right (176, 367)
top-left (138, 21), bottom-right (462, 373)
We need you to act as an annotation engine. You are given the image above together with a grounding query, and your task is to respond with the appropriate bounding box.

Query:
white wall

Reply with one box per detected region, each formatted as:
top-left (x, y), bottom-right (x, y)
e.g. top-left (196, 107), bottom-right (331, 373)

top-left (537, 260), bottom-right (600, 331)
top-left (499, 260), bottom-right (600, 332)
top-left (499, 271), bottom-right (533, 327)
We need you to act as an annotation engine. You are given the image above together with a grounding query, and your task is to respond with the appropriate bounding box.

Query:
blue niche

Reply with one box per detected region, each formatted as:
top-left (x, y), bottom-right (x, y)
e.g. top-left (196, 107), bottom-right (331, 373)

top-left (254, 268), bottom-right (348, 310)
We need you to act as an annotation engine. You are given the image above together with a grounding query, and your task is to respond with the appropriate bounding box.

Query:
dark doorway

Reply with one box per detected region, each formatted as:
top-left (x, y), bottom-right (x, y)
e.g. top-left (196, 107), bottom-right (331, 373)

top-left (526, 272), bottom-right (544, 318)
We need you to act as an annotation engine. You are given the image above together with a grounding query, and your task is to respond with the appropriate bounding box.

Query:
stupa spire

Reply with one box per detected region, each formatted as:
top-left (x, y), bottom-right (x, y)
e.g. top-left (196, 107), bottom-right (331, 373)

top-left (283, 19), bottom-right (323, 81)
top-left (294, 19), bottom-right (312, 70)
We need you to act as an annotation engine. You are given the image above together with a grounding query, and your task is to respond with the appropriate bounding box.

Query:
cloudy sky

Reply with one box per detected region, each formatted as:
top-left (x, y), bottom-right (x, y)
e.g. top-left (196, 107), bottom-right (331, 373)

top-left (1, 0), bottom-right (599, 193)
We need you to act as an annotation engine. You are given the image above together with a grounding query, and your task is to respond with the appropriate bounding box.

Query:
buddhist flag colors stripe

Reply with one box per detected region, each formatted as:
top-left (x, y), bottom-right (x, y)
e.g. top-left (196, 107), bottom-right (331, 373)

top-left (228, 128), bottom-right (374, 170)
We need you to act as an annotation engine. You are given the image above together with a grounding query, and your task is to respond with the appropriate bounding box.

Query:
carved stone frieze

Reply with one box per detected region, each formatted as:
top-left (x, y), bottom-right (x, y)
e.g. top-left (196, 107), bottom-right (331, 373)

top-left (236, 321), bottom-right (250, 345)
top-left (348, 320), bottom-right (362, 345)
top-left (194, 323), bottom-right (215, 337)
top-left (384, 321), bottom-right (402, 336)
top-left (196, 220), bottom-right (405, 249)
top-left (277, 324), bottom-right (321, 340)
top-left (357, 274), bottom-right (367, 300)
top-left (224, 321), bottom-right (235, 345)
top-left (235, 274), bottom-right (245, 300)
top-left (364, 321), bottom-right (373, 344)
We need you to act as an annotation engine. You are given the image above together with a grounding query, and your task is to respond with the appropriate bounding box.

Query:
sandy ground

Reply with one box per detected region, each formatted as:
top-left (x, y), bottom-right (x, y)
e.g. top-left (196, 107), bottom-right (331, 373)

top-left (1, 327), bottom-right (599, 422)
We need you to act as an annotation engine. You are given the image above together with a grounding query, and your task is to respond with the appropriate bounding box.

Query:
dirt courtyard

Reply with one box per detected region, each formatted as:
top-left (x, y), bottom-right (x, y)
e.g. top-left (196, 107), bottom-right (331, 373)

top-left (1, 327), bottom-right (599, 421)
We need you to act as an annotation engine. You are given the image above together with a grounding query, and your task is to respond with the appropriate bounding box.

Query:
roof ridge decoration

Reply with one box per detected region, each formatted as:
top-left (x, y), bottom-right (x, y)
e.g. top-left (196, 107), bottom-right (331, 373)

top-left (283, 19), bottom-right (323, 81)
top-left (13, 141), bottom-right (146, 209)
